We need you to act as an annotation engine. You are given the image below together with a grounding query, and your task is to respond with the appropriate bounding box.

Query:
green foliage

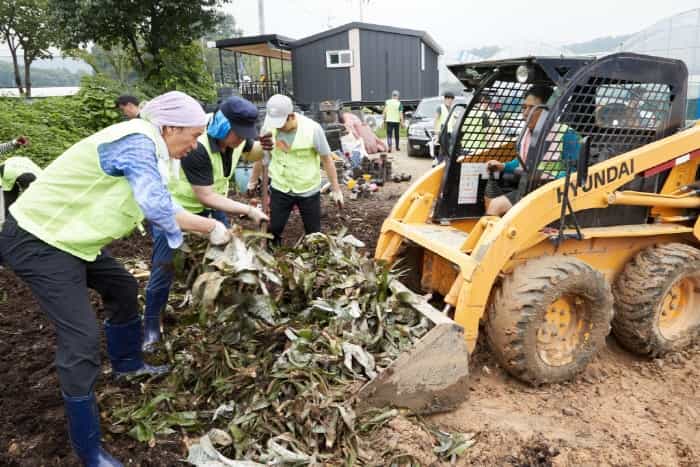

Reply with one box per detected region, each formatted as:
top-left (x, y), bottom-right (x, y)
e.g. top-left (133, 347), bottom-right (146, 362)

top-left (76, 74), bottom-right (127, 130)
top-left (0, 74), bottom-right (123, 167)
top-left (0, 95), bottom-right (86, 167)
top-left (138, 43), bottom-right (216, 103)
top-left (50, 0), bottom-right (230, 78)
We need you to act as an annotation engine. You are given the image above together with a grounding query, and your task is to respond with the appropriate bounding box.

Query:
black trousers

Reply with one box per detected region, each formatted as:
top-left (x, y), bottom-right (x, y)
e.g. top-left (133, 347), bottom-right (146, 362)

top-left (0, 216), bottom-right (138, 396)
top-left (386, 122), bottom-right (400, 150)
top-left (269, 187), bottom-right (321, 245)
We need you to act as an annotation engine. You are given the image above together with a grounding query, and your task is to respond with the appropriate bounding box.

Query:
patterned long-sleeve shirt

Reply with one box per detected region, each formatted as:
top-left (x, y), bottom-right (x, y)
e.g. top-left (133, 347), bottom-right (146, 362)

top-left (0, 140), bottom-right (18, 155)
top-left (97, 133), bottom-right (184, 248)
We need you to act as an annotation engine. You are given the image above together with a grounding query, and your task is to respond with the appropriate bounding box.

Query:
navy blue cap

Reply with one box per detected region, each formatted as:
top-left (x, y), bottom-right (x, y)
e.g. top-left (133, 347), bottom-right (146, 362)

top-left (219, 96), bottom-right (259, 140)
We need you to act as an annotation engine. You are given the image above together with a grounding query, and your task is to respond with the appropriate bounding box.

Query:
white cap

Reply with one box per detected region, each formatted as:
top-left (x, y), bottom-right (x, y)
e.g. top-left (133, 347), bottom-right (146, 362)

top-left (264, 94), bottom-right (294, 129)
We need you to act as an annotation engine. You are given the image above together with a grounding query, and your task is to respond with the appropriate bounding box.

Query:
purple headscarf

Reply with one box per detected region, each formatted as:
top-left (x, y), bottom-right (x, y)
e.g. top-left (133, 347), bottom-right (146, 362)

top-left (140, 91), bottom-right (207, 129)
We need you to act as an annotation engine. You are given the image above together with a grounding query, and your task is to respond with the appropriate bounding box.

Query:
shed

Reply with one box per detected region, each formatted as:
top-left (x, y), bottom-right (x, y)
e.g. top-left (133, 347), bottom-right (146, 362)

top-left (214, 22), bottom-right (443, 108)
top-left (291, 22), bottom-right (442, 106)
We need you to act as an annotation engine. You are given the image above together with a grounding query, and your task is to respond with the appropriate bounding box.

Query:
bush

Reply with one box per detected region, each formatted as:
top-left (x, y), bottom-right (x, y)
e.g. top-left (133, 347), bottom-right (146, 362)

top-left (139, 43), bottom-right (216, 103)
top-left (0, 74), bottom-right (123, 167)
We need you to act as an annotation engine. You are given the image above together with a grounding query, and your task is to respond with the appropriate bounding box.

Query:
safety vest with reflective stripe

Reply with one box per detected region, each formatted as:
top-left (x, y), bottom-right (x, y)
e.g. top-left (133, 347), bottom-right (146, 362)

top-left (10, 119), bottom-right (164, 261)
top-left (384, 99), bottom-right (402, 123)
top-left (169, 131), bottom-right (245, 213)
top-left (269, 113), bottom-right (321, 194)
top-left (1, 156), bottom-right (41, 190)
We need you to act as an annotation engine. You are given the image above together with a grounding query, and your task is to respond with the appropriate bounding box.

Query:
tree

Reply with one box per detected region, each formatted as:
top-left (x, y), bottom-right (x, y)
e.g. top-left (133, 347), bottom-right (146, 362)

top-left (51, 0), bottom-right (231, 80)
top-left (0, 0), bottom-right (55, 97)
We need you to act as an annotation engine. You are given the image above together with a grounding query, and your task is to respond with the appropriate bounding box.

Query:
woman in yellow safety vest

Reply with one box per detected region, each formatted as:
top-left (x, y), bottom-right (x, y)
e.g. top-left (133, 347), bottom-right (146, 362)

top-left (143, 96), bottom-right (269, 352)
top-left (0, 91), bottom-right (230, 467)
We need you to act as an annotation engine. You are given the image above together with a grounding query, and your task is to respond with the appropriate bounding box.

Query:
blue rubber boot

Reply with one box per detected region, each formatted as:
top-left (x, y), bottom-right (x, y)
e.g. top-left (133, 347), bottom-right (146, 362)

top-left (63, 392), bottom-right (122, 467)
top-left (142, 288), bottom-right (169, 353)
top-left (104, 317), bottom-right (170, 379)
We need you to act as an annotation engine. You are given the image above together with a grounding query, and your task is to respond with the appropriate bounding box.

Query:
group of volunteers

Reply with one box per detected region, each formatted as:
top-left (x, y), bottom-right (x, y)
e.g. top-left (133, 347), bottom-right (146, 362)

top-left (0, 89), bottom-right (342, 466)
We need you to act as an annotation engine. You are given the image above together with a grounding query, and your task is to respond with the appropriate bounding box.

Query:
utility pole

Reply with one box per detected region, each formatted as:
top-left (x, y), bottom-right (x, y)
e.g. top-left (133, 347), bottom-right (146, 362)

top-left (359, 0), bottom-right (364, 22)
top-left (258, 0), bottom-right (268, 80)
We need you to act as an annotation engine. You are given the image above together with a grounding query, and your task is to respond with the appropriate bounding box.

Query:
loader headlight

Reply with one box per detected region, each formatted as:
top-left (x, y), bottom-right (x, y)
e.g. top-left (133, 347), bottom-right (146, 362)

top-left (516, 65), bottom-right (531, 83)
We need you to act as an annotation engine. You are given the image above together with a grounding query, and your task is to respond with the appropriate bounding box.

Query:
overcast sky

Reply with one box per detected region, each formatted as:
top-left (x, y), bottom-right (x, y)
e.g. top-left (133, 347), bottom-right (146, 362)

top-left (225, 0), bottom-right (699, 58)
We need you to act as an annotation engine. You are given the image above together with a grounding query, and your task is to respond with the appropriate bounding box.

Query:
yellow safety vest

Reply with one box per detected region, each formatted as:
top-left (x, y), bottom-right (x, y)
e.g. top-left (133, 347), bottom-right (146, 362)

top-left (1, 156), bottom-right (42, 190)
top-left (384, 99), bottom-right (402, 123)
top-left (169, 131), bottom-right (245, 213)
top-left (269, 113), bottom-right (321, 194)
top-left (11, 119), bottom-right (164, 261)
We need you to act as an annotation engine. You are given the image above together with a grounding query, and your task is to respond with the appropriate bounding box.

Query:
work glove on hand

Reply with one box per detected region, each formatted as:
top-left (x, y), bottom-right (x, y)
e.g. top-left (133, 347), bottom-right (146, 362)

top-left (258, 132), bottom-right (274, 151)
top-left (208, 221), bottom-right (231, 245)
top-left (246, 205), bottom-right (269, 225)
top-left (13, 136), bottom-right (29, 147)
top-left (246, 179), bottom-right (258, 198)
top-left (330, 189), bottom-right (344, 209)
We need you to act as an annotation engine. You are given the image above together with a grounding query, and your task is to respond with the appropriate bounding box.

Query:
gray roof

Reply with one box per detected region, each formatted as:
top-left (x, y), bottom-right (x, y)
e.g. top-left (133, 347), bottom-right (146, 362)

top-left (291, 22), bottom-right (443, 55)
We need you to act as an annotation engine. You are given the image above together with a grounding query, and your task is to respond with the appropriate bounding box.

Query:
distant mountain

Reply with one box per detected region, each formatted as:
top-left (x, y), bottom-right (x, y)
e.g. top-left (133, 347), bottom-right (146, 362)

top-left (565, 34), bottom-right (631, 54)
top-left (0, 61), bottom-right (89, 88)
top-left (454, 33), bottom-right (633, 62)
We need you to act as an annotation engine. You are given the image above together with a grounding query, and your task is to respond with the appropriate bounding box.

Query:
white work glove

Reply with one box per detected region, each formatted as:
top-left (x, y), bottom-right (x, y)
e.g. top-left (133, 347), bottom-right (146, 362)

top-left (246, 178), bottom-right (257, 194)
top-left (246, 205), bottom-right (269, 225)
top-left (208, 221), bottom-right (231, 245)
top-left (330, 188), bottom-right (344, 209)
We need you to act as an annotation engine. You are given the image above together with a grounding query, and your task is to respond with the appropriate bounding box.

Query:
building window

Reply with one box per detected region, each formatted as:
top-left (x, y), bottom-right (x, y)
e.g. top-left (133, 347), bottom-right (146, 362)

top-left (421, 42), bottom-right (425, 71)
top-left (326, 50), bottom-right (353, 68)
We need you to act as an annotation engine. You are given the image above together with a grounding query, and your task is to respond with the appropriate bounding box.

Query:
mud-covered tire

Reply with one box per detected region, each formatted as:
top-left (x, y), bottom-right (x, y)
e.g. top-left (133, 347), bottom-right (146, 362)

top-left (487, 256), bottom-right (613, 385)
top-left (613, 243), bottom-right (700, 357)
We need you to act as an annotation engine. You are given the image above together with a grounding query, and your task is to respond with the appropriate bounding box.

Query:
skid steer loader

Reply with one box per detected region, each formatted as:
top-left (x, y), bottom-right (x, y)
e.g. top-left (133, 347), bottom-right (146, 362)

top-left (363, 52), bottom-right (700, 412)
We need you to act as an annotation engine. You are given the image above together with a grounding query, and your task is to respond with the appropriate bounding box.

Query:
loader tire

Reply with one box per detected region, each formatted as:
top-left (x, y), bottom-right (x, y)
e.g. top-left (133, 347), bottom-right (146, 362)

top-left (487, 256), bottom-right (613, 385)
top-left (613, 243), bottom-right (700, 357)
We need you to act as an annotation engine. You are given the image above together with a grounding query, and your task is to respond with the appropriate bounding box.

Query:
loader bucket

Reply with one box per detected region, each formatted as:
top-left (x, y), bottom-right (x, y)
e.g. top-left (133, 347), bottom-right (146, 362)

top-left (355, 281), bottom-right (470, 414)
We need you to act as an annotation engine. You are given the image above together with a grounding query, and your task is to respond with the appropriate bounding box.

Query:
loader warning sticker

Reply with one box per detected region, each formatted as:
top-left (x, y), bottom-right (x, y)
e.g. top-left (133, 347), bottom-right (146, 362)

top-left (458, 163), bottom-right (489, 204)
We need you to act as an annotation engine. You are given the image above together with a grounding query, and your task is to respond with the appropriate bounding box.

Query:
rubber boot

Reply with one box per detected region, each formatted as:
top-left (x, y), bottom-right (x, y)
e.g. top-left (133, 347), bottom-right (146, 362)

top-left (63, 392), bottom-right (122, 467)
top-left (104, 317), bottom-right (170, 379)
top-left (142, 288), bottom-right (169, 353)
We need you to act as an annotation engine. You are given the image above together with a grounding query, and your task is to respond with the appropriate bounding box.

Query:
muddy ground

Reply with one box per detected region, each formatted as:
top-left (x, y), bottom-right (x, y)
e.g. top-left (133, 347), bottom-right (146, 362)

top-left (1, 148), bottom-right (699, 466)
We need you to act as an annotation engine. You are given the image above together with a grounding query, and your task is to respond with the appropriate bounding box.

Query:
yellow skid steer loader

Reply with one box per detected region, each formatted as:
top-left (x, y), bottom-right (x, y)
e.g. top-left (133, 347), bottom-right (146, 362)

top-left (363, 53), bottom-right (700, 413)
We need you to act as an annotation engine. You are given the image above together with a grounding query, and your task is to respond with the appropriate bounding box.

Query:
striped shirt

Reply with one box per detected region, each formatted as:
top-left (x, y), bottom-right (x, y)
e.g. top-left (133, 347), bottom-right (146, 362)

top-left (97, 133), bottom-right (183, 248)
top-left (0, 140), bottom-right (18, 155)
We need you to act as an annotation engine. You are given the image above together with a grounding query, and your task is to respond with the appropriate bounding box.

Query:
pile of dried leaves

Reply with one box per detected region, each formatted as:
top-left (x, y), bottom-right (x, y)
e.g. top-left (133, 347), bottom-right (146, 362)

top-left (101, 229), bottom-right (472, 465)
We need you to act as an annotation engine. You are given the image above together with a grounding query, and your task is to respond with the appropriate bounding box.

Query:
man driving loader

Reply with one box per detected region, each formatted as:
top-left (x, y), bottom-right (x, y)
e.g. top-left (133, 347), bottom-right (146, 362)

top-left (485, 85), bottom-right (556, 216)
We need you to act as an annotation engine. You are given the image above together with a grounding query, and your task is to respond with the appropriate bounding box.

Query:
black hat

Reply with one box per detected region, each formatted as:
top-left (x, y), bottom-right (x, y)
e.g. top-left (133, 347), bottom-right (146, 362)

top-left (444, 91), bottom-right (455, 98)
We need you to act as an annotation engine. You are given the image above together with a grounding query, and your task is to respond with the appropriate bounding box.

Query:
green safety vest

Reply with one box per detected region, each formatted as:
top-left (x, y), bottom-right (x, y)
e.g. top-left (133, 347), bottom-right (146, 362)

top-left (169, 131), bottom-right (245, 213)
top-left (385, 99), bottom-right (402, 123)
top-left (10, 119), bottom-right (165, 261)
top-left (1, 156), bottom-right (42, 190)
top-left (269, 113), bottom-right (321, 194)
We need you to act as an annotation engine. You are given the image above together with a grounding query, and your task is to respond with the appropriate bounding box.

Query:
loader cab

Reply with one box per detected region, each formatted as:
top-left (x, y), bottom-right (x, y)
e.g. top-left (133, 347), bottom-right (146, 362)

top-left (435, 53), bottom-right (688, 226)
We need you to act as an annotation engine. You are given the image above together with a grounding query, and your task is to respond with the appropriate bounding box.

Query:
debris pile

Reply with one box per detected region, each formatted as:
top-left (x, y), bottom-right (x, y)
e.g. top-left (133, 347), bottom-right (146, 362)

top-left (102, 229), bottom-right (472, 465)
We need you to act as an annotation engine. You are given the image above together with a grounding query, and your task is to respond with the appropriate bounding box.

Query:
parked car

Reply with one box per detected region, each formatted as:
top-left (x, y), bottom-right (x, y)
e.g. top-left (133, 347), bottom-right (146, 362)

top-left (407, 95), bottom-right (469, 157)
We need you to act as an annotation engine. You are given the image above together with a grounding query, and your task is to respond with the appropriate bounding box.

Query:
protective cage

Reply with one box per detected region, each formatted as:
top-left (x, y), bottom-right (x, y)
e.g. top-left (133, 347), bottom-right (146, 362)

top-left (434, 53), bottom-right (688, 223)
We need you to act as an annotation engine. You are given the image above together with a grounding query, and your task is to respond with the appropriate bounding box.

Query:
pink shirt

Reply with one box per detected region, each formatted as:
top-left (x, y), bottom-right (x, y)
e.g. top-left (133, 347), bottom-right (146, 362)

top-left (519, 128), bottom-right (531, 162)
